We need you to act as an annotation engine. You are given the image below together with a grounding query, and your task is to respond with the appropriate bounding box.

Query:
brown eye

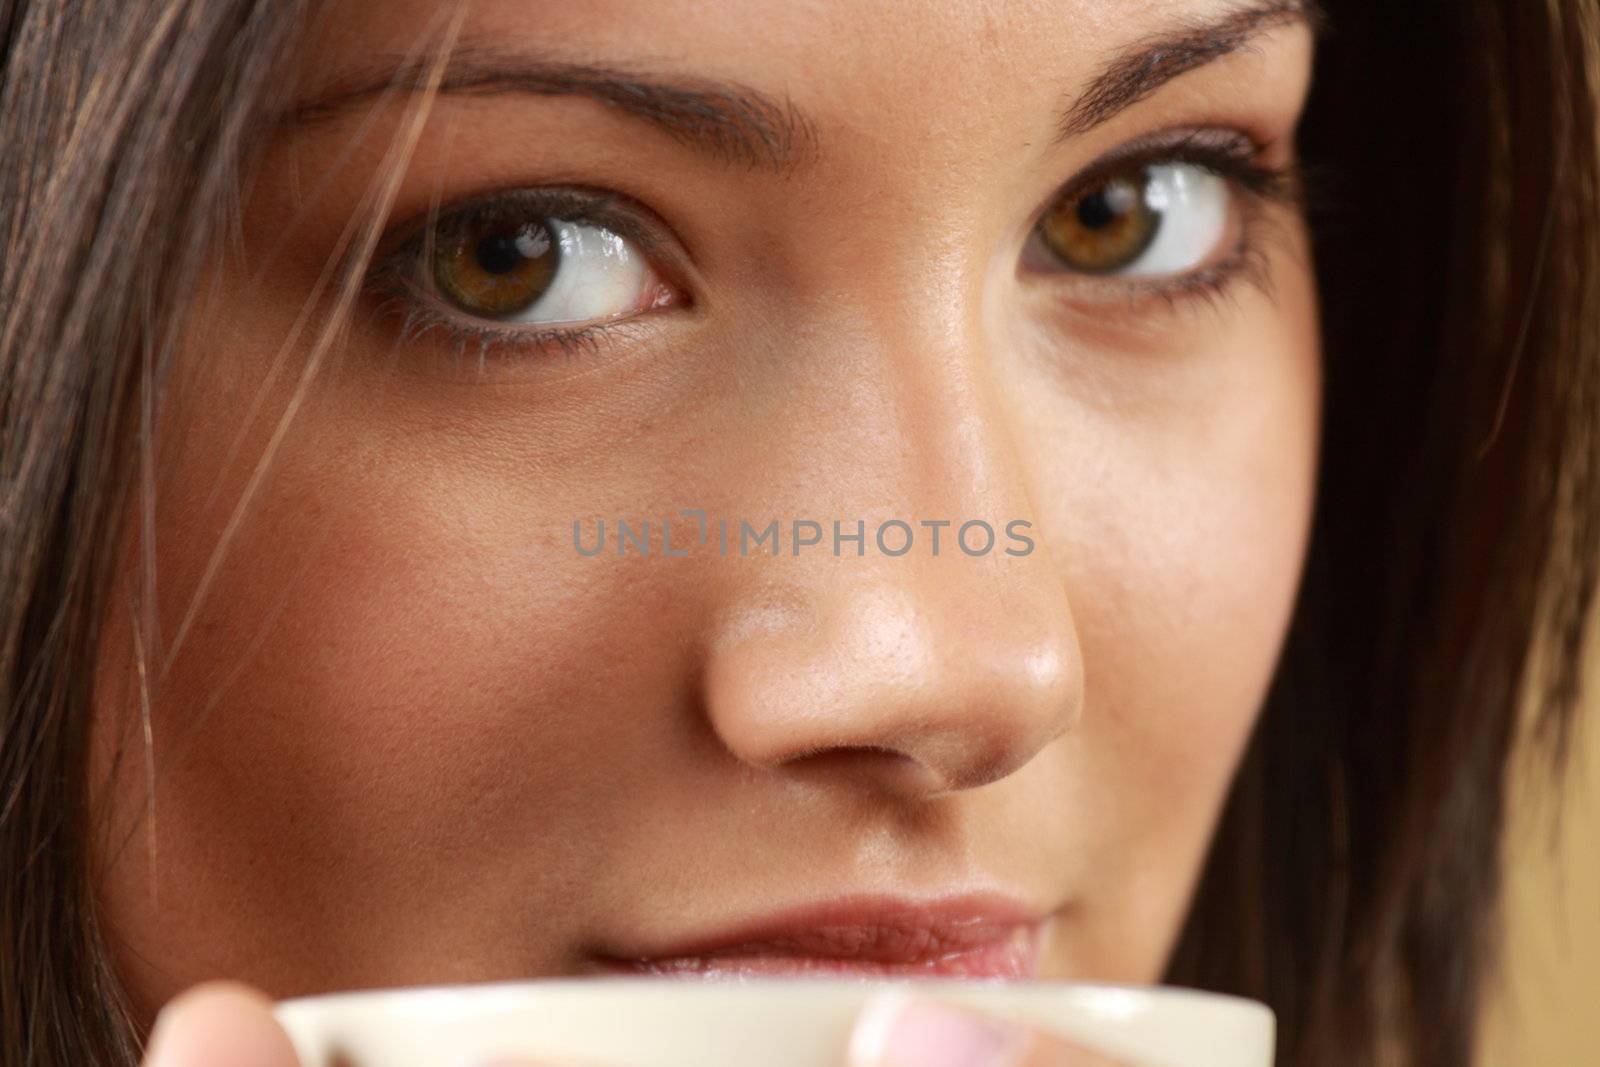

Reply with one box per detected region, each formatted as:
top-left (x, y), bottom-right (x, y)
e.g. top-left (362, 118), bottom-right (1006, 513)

top-left (1037, 168), bottom-right (1160, 274)
top-left (433, 218), bottom-right (560, 318)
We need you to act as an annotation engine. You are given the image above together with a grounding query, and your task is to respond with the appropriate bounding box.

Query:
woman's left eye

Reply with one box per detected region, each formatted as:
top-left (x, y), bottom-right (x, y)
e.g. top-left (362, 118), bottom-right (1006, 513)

top-left (1025, 161), bottom-right (1234, 279)
top-left (414, 202), bottom-right (676, 328)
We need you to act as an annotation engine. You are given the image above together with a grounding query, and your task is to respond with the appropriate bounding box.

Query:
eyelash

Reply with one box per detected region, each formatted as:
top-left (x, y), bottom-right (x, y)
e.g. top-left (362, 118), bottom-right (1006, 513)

top-left (366, 127), bottom-right (1300, 365)
top-left (367, 187), bottom-right (666, 367)
top-left (1036, 128), bottom-right (1299, 313)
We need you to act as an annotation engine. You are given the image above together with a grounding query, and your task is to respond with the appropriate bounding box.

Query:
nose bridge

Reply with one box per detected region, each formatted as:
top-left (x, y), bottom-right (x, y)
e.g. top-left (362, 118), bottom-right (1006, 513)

top-left (777, 229), bottom-right (1021, 521)
top-left (699, 283), bottom-right (1085, 798)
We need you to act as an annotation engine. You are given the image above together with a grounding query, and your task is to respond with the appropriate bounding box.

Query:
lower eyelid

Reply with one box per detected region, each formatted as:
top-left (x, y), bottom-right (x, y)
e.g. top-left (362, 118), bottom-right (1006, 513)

top-left (1116, 219), bottom-right (1281, 314)
top-left (1042, 206), bottom-right (1287, 327)
top-left (367, 289), bottom-right (667, 382)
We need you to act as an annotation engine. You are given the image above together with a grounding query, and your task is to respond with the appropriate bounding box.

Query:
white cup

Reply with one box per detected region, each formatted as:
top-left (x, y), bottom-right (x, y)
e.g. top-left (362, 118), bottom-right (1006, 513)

top-left (274, 978), bottom-right (1274, 1067)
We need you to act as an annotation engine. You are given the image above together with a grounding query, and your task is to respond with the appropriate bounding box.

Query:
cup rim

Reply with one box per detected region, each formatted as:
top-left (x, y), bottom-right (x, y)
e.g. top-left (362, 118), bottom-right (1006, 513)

top-left (274, 975), bottom-right (1273, 1018)
top-left (274, 977), bottom-right (1277, 1067)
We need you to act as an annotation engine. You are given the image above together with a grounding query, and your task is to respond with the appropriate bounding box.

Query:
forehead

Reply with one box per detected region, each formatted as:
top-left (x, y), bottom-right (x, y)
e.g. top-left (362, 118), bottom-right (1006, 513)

top-left (294, 0), bottom-right (1263, 128)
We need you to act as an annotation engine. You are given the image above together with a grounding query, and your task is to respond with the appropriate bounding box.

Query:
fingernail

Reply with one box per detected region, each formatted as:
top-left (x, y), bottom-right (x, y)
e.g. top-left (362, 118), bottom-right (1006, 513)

top-left (849, 991), bottom-right (1025, 1067)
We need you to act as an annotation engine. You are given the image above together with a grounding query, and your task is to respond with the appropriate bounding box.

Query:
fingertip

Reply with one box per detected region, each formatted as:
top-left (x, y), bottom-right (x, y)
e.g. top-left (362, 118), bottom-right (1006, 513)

top-left (847, 991), bottom-right (1025, 1067)
top-left (146, 981), bottom-right (300, 1067)
top-left (847, 993), bottom-right (1120, 1067)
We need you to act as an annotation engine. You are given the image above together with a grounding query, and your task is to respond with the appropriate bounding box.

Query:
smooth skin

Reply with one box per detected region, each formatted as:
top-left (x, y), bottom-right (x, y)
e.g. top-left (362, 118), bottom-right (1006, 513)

top-left (90, 0), bottom-right (1320, 1063)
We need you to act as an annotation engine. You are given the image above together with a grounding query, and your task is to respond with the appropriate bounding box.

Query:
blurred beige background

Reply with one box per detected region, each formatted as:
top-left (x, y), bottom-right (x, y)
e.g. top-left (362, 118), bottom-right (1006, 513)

top-left (1480, 696), bottom-right (1600, 1064)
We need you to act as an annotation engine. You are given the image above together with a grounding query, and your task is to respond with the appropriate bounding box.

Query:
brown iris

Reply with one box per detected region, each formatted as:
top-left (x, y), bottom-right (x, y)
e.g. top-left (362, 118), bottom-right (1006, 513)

top-left (433, 218), bottom-right (559, 318)
top-left (1038, 168), bottom-right (1160, 274)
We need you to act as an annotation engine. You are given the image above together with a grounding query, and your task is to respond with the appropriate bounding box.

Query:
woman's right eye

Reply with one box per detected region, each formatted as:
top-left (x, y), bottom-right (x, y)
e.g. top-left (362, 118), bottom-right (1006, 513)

top-left (404, 197), bottom-right (679, 335)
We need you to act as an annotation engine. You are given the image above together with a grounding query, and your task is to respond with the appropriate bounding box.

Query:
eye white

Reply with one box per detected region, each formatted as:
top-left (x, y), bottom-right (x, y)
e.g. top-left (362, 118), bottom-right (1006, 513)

top-left (482, 218), bottom-right (649, 324)
top-left (1115, 163), bottom-right (1231, 276)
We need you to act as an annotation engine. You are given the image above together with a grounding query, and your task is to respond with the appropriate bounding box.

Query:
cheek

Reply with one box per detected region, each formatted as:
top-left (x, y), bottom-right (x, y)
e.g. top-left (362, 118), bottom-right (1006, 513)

top-left (87, 312), bottom-right (705, 1009)
top-left (1074, 398), bottom-right (1312, 825)
top-left (1019, 282), bottom-right (1319, 977)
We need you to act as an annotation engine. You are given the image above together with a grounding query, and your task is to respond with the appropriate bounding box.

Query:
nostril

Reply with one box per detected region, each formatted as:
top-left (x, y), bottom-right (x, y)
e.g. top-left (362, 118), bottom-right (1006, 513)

top-left (785, 720), bottom-right (1059, 796)
top-left (780, 746), bottom-right (949, 795)
top-left (908, 719), bottom-right (1060, 792)
top-left (938, 748), bottom-right (1018, 793)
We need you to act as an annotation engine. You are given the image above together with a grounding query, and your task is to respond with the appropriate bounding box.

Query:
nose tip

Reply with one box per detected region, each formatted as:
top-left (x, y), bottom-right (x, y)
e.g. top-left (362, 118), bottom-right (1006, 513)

top-left (702, 580), bottom-right (1082, 798)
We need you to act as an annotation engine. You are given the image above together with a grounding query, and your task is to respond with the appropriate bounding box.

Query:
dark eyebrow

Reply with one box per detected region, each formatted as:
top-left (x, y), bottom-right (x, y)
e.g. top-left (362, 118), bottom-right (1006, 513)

top-left (279, 45), bottom-right (819, 174)
top-left (280, 0), bottom-right (1322, 172)
top-left (1057, 0), bottom-right (1325, 140)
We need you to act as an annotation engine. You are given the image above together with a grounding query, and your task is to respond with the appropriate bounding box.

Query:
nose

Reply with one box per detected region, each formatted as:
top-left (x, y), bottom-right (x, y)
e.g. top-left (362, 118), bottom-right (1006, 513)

top-left (698, 312), bottom-right (1085, 800)
top-left (703, 573), bottom-right (1081, 796)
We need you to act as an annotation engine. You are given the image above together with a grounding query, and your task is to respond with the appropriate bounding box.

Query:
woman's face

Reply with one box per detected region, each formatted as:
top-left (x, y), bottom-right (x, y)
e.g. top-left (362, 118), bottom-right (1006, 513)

top-left (90, 0), bottom-right (1319, 1023)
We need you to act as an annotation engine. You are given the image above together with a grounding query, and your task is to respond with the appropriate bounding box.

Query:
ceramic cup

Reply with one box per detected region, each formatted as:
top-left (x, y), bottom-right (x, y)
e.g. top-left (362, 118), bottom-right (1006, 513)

top-left (274, 978), bottom-right (1274, 1067)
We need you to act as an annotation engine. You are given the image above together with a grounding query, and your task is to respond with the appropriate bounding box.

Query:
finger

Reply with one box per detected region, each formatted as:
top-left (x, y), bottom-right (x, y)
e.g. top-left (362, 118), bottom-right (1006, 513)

top-left (143, 981), bottom-right (303, 1067)
top-left (846, 991), bottom-right (1127, 1067)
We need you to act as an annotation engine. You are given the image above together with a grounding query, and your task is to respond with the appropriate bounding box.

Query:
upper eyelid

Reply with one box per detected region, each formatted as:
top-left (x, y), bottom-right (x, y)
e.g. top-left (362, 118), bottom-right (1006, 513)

top-left (378, 185), bottom-right (678, 269)
top-left (1048, 127), bottom-right (1267, 202)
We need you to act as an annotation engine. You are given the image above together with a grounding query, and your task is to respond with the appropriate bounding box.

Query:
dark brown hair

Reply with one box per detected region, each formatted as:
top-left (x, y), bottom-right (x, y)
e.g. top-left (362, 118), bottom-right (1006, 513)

top-left (1167, 2), bottom-right (1600, 1066)
top-left (1, 3), bottom-right (312, 1064)
top-left (2, 2), bottom-right (1596, 1066)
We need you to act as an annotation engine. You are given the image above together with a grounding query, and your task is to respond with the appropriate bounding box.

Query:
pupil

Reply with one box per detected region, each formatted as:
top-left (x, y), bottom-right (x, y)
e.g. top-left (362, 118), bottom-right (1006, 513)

top-left (474, 231), bottom-right (526, 276)
top-left (1077, 193), bottom-right (1115, 230)
top-left (1076, 178), bottom-right (1142, 230)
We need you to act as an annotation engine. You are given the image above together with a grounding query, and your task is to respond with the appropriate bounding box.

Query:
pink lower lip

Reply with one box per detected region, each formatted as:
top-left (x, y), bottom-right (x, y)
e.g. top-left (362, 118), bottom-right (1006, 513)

top-left (593, 895), bottom-right (1048, 980)
top-left (600, 932), bottom-right (1040, 979)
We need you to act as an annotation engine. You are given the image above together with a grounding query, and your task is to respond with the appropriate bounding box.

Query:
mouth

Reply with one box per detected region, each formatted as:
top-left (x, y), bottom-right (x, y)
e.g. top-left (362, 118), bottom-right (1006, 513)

top-left (591, 892), bottom-right (1052, 980)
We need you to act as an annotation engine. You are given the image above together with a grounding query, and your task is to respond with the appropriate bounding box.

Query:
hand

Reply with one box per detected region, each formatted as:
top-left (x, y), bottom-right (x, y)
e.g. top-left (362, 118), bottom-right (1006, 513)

top-left (846, 991), bottom-right (1123, 1067)
top-left (139, 983), bottom-right (302, 1067)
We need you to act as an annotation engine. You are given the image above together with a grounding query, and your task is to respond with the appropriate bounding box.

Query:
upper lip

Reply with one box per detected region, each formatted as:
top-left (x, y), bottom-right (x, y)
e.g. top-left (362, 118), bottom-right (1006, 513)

top-left (593, 891), bottom-right (1048, 966)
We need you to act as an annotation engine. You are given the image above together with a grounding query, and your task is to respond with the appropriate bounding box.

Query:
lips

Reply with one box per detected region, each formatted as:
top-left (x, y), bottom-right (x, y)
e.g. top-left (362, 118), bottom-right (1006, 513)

top-left (592, 893), bottom-right (1050, 979)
